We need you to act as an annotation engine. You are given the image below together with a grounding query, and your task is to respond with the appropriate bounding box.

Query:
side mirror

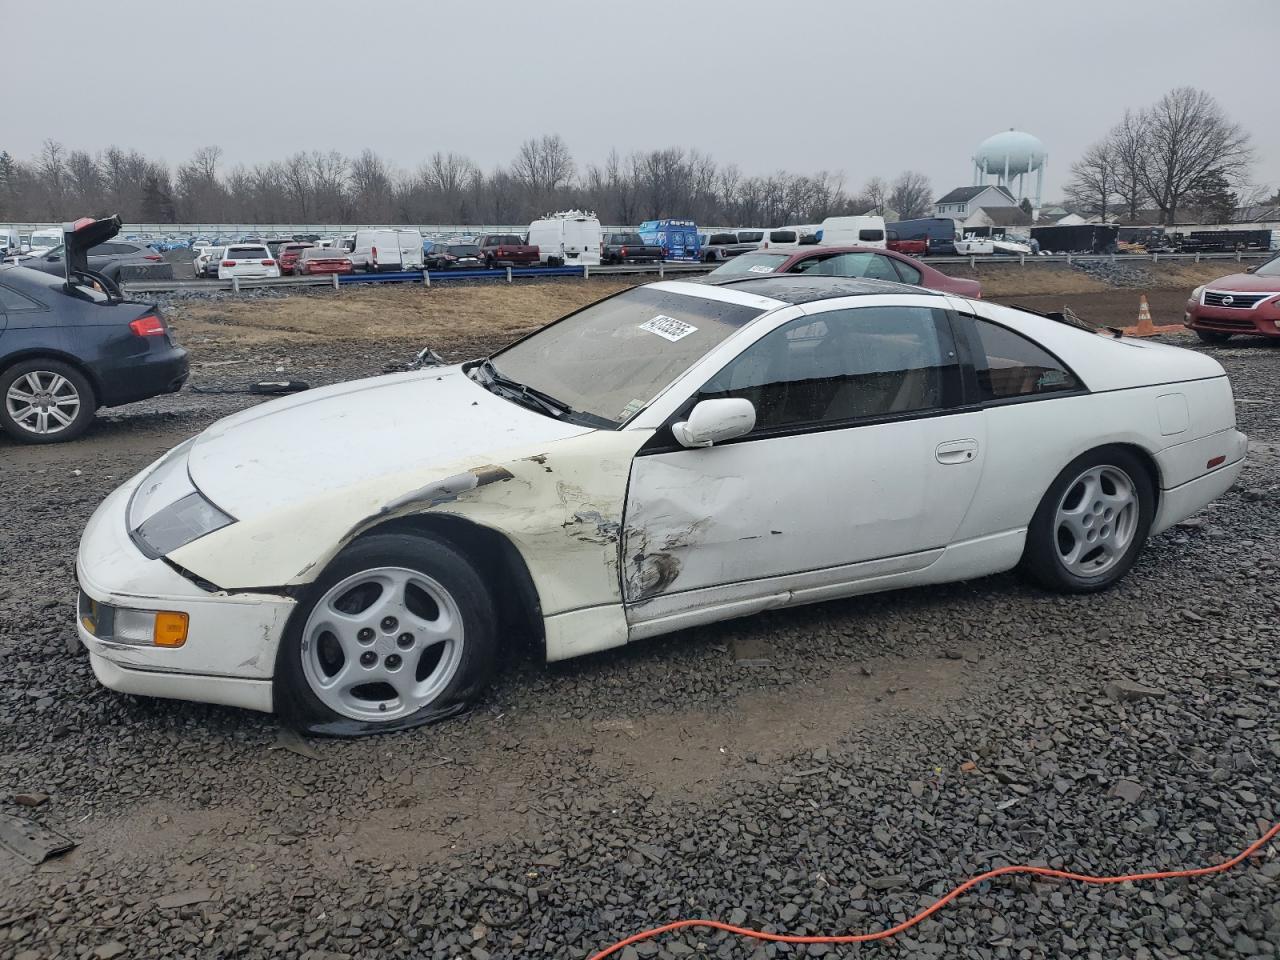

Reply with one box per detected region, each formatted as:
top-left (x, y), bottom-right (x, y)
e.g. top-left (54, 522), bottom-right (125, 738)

top-left (671, 398), bottom-right (756, 449)
top-left (1245, 265), bottom-right (1257, 273)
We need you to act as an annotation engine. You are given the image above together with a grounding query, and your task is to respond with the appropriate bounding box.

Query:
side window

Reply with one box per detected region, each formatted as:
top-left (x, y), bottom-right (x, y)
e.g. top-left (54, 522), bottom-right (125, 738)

top-left (696, 306), bottom-right (959, 433)
top-left (892, 258), bottom-right (922, 285)
top-left (970, 318), bottom-right (1080, 400)
top-left (859, 229), bottom-right (885, 242)
top-left (0, 283), bottom-right (43, 312)
top-left (863, 255), bottom-right (900, 281)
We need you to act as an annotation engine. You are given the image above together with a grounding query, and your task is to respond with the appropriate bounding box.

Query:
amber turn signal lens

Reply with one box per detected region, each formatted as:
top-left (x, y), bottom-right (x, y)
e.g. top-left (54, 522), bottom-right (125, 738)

top-left (153, 611), bottom-right (189, 647)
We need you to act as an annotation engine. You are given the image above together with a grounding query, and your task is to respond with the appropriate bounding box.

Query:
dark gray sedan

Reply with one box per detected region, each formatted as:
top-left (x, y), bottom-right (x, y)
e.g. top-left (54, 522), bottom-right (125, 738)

top-left (0, 217), bottom-right (188, 443)
top-left (22, 238), bottom-right (174, 283)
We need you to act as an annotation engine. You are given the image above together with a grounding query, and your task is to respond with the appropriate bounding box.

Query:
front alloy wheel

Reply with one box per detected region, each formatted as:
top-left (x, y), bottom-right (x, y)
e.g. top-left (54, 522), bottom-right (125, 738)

top-left (276, 532), bottom-right (498, 734)
top-left (301, 567), bottom-right (465, 723)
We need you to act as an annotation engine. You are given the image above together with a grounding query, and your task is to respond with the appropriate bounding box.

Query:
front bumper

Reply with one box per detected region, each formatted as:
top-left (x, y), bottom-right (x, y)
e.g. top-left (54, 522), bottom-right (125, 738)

top-left (1185, 300), bottom-right (1280, 337)
top-left (74, 478), bottom-right (296, 714)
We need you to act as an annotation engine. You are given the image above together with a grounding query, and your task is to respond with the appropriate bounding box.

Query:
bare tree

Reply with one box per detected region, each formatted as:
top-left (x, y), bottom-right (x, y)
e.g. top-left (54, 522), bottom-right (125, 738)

top-left (349, 149), bottom-right (394, 222)
top-left (888, 171), bottom-right (931, 220)
top-left (1135, 87), bottom-right (1253, 225)
top-left (1109, 111), bottom-right (1150, 222)
top-left (857, 176), bottom-right (889, 215)
top-left (280, 152), bottom-right (313, 219)
top-left (1064, 140), bottom-right (1118, 220)
top-left (308, 150), bottom-right (349, 220)
top-left (511, 134), bottom-right (574, 208)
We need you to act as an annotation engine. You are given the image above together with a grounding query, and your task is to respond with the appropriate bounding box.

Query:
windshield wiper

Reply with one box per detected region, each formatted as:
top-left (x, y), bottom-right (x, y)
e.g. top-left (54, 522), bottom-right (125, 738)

top-left (474, 359), bottom-right (575, 419)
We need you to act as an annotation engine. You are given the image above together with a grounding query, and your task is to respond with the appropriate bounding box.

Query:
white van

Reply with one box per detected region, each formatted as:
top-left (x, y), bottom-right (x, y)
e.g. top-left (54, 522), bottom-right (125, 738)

top-left (819, 215), bottom-right (887, 249)
top-left (0, 227), bottom-right (23, 256)
top-left (746, 225), bottom-right (821, 252)
top-left (349, 228), bottom-right (424, 272)
top-left (527, 211), bottom-right (602, 266)
top-left (29, 227), bottom-right (62, 254)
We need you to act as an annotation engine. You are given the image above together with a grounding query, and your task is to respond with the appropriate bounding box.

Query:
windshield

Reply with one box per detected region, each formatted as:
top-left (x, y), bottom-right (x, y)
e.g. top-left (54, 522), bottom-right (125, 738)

top-left (448, 244), bottom-right (480, 257)
top-left (708, 252), bottom-right (790, 277)
top-left (227, 246), bottom-right (269, 259)
top-left (1255, 256), bottom-right (1280, 278)
top-left (612, 234), bottom-right (644, 245)
top-left (487, 286), bottom-right (766, 426)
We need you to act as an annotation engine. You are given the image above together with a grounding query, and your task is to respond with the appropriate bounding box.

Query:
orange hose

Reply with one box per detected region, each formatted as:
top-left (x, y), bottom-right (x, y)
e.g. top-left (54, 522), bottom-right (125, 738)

top-left (588, 820), bottom-right (1279, 959)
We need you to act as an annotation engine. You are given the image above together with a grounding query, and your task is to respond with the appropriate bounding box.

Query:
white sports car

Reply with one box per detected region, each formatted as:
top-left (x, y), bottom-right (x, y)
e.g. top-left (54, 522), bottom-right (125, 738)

top-left (75, 277), bottom-right (1247, 734)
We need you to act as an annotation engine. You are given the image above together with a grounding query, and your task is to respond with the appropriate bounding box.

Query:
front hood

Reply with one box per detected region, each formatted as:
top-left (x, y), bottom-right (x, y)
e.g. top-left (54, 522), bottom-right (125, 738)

top-left (1203, 272), bottom-right (1280, 293)
top-left (187, 366), bottom-right (592, 519)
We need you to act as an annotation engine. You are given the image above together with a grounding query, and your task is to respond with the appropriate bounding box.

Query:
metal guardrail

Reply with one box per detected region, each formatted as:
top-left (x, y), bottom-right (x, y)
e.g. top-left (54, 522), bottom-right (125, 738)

top-left (121, 260), bottom-right (715, 294)
top-left (119, 250), bottom-right (1273, 295)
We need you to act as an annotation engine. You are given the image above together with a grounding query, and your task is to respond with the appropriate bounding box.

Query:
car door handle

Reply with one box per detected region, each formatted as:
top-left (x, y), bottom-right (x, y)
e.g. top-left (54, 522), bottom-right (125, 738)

top-left (936, 439), bottom-right (979, 464)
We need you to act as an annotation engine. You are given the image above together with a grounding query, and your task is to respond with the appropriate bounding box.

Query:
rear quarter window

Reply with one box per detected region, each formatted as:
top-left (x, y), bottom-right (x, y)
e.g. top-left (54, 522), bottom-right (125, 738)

top-left (0, 282), bottom-right (44, 312)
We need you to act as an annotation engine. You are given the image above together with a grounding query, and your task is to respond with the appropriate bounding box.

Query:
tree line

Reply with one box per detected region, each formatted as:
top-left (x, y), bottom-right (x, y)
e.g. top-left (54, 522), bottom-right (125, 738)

top-left (0, 135), bottom-right (936, 227)
top-left (1064, 87), bottom-right (1271, 225)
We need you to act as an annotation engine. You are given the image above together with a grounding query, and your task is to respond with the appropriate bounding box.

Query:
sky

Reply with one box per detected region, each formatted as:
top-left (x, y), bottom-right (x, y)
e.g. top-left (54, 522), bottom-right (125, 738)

top-left (4, 0), bottom-right (1278, 204)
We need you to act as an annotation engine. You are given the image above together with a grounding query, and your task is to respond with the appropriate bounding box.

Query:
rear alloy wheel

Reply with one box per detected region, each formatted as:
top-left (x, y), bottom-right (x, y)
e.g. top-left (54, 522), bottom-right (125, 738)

top-left (1021, 447), bottom-right (1154, 593)
top-left (276, 533), bottom-right (497, 733)
top-left (1196, 330), bottom-right (1231, 343)
top-left (0, 359), bottom-right (96, 444)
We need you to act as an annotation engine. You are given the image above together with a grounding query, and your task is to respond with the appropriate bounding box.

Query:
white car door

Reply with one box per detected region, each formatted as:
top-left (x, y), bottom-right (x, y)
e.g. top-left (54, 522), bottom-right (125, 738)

top-left (622, 300), bottom-right (987, 620)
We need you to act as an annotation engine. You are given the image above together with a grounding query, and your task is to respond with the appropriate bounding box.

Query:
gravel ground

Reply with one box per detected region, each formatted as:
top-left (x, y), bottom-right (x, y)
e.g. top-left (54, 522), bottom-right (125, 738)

top-left (0, 312), bottom-right (1277, 959)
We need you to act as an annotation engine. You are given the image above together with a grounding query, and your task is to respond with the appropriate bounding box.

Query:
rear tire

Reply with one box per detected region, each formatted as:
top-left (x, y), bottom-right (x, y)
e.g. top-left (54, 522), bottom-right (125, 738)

top-left (275, 532), bottom-right (498, 734)
top-left (0, 358), bottom-right (97, 444)
top-left (1020, 446), bottom-right (1154, 594)
top-left (1196, 330), bottom-right (1231, 343)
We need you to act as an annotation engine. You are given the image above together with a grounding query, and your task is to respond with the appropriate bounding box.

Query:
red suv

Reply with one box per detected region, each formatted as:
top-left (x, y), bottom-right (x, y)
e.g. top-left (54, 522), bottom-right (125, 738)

top-left (1185, 256), bottom-right (1280, 342)
top-left (704, 245), bottom-right (981, 298)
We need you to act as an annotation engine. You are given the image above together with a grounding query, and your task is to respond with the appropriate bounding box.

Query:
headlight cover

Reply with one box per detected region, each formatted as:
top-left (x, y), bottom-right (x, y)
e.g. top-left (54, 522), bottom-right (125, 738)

top-left (132, 491), bottom-right (234, 558)
top-left (126, 439), bottom-right (235, 558)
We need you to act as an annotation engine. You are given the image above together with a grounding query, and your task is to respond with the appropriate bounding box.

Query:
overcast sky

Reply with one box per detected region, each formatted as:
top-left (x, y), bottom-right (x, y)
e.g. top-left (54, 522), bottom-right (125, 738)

top-left (5, 0), bottom-right (1278, 203)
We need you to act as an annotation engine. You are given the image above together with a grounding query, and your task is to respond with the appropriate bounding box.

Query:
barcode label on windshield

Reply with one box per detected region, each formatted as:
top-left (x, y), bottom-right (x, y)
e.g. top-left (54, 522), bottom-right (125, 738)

top-left (639, 315), bottom-right (698, 342)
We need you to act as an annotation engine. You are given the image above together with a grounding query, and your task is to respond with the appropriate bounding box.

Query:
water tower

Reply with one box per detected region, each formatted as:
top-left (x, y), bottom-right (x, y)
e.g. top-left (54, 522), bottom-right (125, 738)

top-left (973, 129), bottom-right (1046, 216)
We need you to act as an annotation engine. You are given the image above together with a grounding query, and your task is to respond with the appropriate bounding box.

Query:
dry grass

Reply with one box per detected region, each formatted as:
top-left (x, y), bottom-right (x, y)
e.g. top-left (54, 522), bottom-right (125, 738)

top-left (168, 260), bottom-right (1246, 349)
top-left (173, 279), bottom-right (640, 345)
top-left (932, 260), bottom-right (1250, 298)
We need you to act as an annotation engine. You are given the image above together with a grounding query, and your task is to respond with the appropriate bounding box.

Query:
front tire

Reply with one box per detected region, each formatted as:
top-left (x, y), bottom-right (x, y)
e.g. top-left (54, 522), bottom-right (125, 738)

top-left (275, 532), bottom-right (498, 734)
top-left (1020, 446), bottom-right (1154, 593)
top-left (1195, 330), bottom-right (1231, 343)
top-left (0, 358), bottom-right (97, 444)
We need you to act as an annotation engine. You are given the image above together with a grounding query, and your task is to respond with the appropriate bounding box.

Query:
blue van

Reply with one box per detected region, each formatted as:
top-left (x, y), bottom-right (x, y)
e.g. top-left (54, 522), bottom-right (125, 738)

top-left (638, 219), bottom-right (701, 262)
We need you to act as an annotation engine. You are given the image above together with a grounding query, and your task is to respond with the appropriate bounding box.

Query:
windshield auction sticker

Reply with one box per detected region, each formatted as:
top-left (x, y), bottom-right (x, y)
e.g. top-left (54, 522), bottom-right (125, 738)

top-left (747, 264), bottom-right (774, 274)
top-left (639, 315), bottom-right (698, 342)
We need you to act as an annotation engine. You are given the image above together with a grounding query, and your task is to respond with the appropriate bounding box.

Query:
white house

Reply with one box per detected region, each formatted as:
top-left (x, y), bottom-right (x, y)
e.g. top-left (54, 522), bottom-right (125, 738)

top-left (934, 185), bottom-right (1018, 221)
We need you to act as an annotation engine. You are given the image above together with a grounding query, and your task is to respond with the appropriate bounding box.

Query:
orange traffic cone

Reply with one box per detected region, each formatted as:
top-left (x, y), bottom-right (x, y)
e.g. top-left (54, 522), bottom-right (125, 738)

top-left (1123, 294), bottom-right (1182, 337)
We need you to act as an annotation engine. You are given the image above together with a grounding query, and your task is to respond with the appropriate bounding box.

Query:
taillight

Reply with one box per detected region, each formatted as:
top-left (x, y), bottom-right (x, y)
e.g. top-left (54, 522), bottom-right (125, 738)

top-left (221, 260), bottom-right (235, 267)
top-left (620, 246), bottom-right (627, 256)
top-left (261, 259), bottom-right (275, 266)
top-left (371, 246), bottom-right (378, 260)
top-left (129, 314), bottom-right (166, 337)
top-left (144, 253), bottom-right (163, 261)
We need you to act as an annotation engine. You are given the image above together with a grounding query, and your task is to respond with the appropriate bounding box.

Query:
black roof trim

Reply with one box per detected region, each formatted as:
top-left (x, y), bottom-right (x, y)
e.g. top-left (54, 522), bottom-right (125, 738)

top-left (701, 275), bottom-right (937, 304)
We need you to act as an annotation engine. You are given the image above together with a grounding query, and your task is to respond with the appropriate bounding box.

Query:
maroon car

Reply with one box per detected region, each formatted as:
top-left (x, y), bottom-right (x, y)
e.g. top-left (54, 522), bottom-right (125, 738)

top-left (276, 243), bottom-right (314, 276)
top-left (1184, 256), bottom-right (1280, 342)
top-left (295, 246), bottom-right (354, 276)
top-left (705, 245), bottom-right (981, 298)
